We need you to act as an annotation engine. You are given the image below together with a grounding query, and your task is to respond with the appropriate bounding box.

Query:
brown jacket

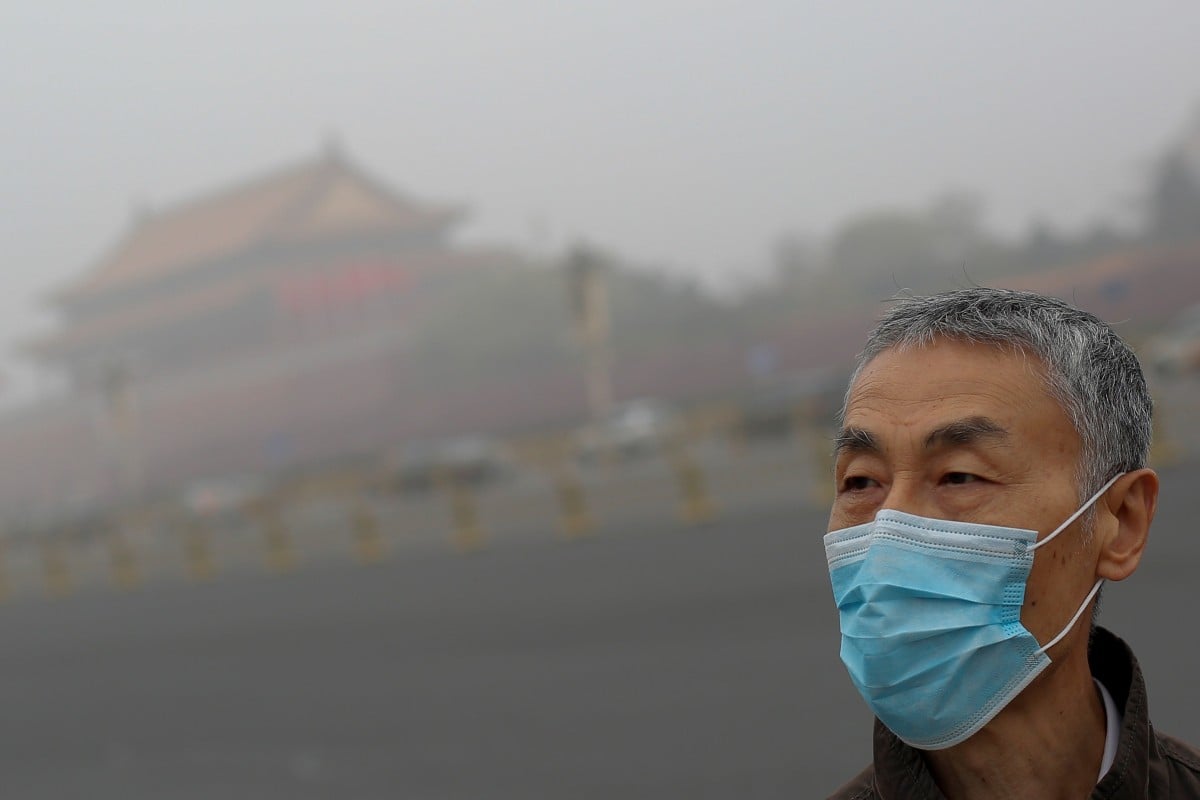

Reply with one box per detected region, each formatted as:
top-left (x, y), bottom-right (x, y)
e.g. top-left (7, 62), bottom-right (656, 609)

top-left (828, 628), bottom-right (1200, 799)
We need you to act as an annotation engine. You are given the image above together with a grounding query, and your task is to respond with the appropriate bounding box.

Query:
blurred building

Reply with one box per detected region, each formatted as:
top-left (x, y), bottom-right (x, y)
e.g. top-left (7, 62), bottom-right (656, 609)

top-left (29, 144), bottom-right (467, 388)
top-left (12, 146), bottom-right (518, 513)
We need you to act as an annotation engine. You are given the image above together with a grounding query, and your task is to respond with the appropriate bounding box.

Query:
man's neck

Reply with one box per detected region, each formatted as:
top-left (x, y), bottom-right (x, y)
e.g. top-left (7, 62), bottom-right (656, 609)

top-left (923, 654), bottom-right (1106, 799)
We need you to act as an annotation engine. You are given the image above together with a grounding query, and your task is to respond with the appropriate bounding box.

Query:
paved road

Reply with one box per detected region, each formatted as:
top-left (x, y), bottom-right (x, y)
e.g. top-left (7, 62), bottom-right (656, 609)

top-left (0, 467), bottom-right (1196, 798)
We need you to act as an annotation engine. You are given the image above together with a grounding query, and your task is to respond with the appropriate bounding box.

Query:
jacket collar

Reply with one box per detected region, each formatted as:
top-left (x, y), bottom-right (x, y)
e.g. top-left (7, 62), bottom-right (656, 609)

top-left (1090, 627), bottom-right (1158, 797)
top-left (869, 627), bottom-right (1155, 799)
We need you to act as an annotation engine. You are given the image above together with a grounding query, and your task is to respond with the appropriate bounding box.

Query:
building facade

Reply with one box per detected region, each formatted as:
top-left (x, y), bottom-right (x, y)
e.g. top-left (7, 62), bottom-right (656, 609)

top-left (17, 147), bottom-right (518, 513)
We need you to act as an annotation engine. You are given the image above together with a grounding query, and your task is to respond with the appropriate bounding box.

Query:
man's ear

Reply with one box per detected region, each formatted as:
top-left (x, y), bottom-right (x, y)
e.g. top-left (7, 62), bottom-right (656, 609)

top-left (1096, 468), bottom-right (1158, 582)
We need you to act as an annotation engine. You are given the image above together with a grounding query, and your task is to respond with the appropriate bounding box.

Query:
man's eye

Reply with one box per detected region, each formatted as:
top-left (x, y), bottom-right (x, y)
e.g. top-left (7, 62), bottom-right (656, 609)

top-left (843, 475), bottom-right (878, 492)
top-left (941, 472), bottom-right (980, 485)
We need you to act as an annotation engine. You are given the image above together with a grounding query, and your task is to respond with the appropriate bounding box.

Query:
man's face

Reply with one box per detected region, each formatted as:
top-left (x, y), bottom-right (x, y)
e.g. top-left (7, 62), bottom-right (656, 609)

top-left (829, 337), bottom-right (1101, 649)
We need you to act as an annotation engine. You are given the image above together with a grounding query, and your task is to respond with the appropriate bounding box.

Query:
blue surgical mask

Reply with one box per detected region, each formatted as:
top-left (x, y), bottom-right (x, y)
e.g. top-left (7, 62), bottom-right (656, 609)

top-left (823, 474), bottom-right (1121, 750)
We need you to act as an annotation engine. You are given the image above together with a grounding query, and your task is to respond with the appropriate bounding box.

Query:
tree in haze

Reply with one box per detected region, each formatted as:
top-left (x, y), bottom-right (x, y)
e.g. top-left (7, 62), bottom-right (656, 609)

top-left (732, 99), bottom-right (1200, 349)
top-left (1145, 106), bottom-right (1200, 242)
top-left (825, 191), bottom-right (1000, 294)
top-left (1147, 151), bottom-right (1200, 241)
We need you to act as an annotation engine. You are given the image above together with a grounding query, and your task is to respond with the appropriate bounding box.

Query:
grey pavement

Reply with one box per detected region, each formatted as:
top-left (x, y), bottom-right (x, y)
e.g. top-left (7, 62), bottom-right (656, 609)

top-left (0, 464), bottom-right (1195, 798)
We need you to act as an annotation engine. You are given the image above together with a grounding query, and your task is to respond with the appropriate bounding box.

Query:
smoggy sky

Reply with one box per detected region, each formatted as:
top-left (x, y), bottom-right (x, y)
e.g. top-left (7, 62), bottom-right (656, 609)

top-left (3, 2), bottom-right (1199, 384)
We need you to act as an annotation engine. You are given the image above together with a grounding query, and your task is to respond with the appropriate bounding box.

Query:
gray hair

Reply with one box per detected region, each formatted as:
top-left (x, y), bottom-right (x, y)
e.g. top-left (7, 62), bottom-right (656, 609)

top-left (846, 287), bottom-right (1153, 502)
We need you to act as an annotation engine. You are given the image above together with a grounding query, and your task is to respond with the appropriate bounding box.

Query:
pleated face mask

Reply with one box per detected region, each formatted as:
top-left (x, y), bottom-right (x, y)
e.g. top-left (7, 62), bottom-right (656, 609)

top-left (823, 474), bottom-right (1120, 750)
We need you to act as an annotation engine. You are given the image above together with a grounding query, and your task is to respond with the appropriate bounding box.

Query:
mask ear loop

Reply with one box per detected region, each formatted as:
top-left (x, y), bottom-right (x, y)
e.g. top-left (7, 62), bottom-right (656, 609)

top-left (1029, 472), bottom-right (1123, 656)
top-left (1036, 579), bottom-right (1103, 655)
top-left (1029, 472), bottom-right (1123, 552)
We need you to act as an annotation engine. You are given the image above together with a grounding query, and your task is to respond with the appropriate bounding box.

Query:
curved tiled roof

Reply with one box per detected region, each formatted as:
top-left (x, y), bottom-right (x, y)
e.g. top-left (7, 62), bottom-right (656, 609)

top-left (53, 149), bottom-right (460, 303)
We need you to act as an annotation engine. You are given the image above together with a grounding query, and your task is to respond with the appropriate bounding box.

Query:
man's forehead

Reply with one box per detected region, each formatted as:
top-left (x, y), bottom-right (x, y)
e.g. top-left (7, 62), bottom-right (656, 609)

top-left (842, 338), bottom-right (1065, 432)
top-left (848, 339), bottom-right (1050, 396)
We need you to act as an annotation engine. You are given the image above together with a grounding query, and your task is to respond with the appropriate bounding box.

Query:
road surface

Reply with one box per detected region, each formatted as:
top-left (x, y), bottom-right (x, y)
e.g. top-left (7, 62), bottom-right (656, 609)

top-left (0, 464), bottom-right (1195, 798)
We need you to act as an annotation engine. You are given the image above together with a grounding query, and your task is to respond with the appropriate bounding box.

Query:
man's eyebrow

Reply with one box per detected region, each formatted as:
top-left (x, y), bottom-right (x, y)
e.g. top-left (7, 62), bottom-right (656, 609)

top-left (833, 426), bottom-right (880, 456)
top-left (924, 416), bottom-right (1010, 449)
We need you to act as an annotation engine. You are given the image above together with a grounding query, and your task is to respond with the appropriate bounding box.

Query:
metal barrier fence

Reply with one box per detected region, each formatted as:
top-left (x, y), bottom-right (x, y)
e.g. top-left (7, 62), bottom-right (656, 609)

top-left (7, 382), bottom-right (1194, 604)
top-left (0, 403), bottom-right (838, 602)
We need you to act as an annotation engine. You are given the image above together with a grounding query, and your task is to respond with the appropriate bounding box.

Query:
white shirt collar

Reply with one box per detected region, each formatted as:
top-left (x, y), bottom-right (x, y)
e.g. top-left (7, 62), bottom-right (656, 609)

top-left (1095, 678), bottom-right (1120, 782)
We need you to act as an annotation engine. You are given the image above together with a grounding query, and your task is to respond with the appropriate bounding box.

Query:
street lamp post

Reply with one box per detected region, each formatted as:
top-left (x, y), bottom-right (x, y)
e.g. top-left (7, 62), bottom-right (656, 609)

top-left (565, 245), bottom-right (614, 425)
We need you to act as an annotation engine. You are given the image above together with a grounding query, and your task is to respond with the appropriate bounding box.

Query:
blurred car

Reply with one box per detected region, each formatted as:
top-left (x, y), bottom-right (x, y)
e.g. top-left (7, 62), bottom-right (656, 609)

top-left (182, 472), bottom-right (272, 521)
top-left (387, 436), bottom-right (517, 492)
top-left (574, 399), bottom-right (681, 462)
top-left (736, 368), bottom-right (845, 440)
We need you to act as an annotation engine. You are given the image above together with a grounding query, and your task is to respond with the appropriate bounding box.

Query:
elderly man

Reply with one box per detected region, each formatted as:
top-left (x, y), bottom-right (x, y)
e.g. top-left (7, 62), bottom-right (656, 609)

top-left (825, 288), bottom-right (1200, 798)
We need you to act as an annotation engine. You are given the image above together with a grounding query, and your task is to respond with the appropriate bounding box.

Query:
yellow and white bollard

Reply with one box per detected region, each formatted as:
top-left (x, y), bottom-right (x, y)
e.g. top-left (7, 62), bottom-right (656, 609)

top-left (107, 530), bottom-right (141, 591)
top-left (184, 519), bottom-right (216, 583)
top-left (807, 427), bottom-right (836, 509)
top-left (350, 498), bottom-right (387, 565)
top-left (0, 541), bottom-right (10, 603)
top-left (726, 408), bottom-right (748, 459)
top-left (1149, 394), bottom-right (1182, 469)
top-left (42, 540), bottom-right (72, 598)
top-left (443, 473), bottom-right (485, 553)
top-left (256, 500), bottom-right (297, 574)
top-left (554, 464), bottom-right (594, 539)
top-left (668, 441), bottom-right (716, 525)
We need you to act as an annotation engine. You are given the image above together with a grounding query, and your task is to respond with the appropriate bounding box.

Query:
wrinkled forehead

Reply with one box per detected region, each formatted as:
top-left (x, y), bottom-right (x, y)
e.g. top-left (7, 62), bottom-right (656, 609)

top-left (842, 336), bottom-right (1062, 421)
